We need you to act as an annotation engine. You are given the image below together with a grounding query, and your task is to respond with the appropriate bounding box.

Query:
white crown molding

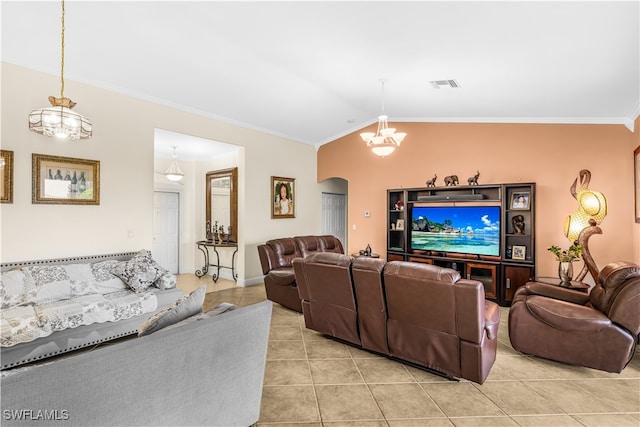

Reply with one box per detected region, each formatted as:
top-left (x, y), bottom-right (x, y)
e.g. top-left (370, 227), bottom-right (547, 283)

top-left (625, 103), bottom-right (640, 132)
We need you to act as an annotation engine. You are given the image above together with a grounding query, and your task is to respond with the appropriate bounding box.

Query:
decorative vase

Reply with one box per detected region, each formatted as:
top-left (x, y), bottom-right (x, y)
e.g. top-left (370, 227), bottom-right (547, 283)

top-left (558, 261), bottom-right (573, 286)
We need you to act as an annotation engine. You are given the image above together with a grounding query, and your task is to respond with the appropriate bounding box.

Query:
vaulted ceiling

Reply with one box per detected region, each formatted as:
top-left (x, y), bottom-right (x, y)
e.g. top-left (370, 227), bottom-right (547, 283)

top-left (3, 1), bottom-right (639, 151)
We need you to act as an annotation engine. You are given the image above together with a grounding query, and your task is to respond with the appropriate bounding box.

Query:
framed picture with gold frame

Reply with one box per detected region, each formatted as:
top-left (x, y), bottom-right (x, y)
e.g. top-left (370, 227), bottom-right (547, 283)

top-left (1, 150), bottom-right (14, 203)
top-left (32, 153), bottom-right (100, 205)
top-left (271, 176), bottom-right (295, 218)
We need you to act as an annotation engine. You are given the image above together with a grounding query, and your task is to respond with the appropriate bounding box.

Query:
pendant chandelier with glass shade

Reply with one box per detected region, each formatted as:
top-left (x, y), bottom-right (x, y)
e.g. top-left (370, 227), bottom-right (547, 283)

top-left (165, 146), bottom-right (184, 182)
top-left (360, 80), bottom-right (406, 157)
top-left (28, 0), bottom-right (92, 141)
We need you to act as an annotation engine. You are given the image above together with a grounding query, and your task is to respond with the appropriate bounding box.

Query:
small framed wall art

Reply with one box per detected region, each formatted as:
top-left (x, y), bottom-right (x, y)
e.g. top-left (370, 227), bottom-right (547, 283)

top-left (271, 176), bottom-right (295, 218)
top-left (32, 153), bottom-right (100, 205)
top-left (512, 245), bottom-right (527, 260)
top-left (1, 150), bottom-right (14, 204)
top-left (510, 192), bottom-right (530, 210)
top-left (395, 219), bottom-right (405, 230)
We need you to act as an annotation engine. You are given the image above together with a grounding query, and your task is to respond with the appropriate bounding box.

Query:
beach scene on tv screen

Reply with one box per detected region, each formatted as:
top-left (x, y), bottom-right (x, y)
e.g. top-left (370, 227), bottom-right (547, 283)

top-left (411, 206), bottom-right (501, 256)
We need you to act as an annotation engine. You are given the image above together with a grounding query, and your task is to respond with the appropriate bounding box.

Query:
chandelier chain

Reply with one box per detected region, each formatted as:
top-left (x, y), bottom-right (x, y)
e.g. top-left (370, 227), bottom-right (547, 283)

top-left (380, 80), bottom-right (385, 115)
top-left (28, 0), bottom-right (92, 140)
top-left (60, 0), bottom-right (65, 98)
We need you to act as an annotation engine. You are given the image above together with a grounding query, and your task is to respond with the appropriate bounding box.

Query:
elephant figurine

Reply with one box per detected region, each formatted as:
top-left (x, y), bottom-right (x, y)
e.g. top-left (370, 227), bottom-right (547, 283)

top-left (467, 171), bottom-right (480, 186)
top-left (444, 175), bottom-right (459, 186)
top-left (425, 174), bottom-right (437, 187)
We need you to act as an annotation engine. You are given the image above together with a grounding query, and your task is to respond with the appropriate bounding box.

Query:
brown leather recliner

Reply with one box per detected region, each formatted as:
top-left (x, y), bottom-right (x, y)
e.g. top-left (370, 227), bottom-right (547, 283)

top-left (257, 235), bottom-right (344, 312)
top-left (509, 261), bottom-right (640, 373)
top-left (293, 252), bottom-right (360, 345)
top-left (293, 255), bottom-right (500, 384)
top-left (383, 261), bottom-right (500, 384)
top-left (257, 238), bottom-right (303, 312)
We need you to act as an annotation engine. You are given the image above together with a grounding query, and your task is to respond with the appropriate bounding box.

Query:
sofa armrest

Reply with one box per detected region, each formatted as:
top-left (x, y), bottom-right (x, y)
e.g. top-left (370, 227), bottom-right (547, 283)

top-left (484, 301), bottom-right (500, 340)
top-left (525, 295), bottom-right (611, 332)
top-left (454, 279), bottom-right (487, 344)
top-left (522, 281), bottom-right (590, 305)
top-left (257, 244), bottom-right (274, 275)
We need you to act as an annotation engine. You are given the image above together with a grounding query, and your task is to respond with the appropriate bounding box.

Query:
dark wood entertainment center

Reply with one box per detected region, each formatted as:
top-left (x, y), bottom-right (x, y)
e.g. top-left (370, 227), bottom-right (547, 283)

top-left (387, 183), bottom-right (536, 306)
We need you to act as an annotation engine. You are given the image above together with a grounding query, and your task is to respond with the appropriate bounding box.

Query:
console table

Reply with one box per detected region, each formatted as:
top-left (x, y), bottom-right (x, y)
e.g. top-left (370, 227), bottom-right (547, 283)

top-left (195, 240), bottom-right (238, 283)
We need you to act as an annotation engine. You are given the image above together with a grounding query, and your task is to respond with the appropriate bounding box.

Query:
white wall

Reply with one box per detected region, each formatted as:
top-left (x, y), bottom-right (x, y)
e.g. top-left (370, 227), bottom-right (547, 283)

top-left (1, 62), bottom-right (326, 285)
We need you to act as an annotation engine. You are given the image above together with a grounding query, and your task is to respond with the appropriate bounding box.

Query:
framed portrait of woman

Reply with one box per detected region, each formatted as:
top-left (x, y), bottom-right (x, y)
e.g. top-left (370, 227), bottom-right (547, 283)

top-left (271, 176), bottom-right (295, 218)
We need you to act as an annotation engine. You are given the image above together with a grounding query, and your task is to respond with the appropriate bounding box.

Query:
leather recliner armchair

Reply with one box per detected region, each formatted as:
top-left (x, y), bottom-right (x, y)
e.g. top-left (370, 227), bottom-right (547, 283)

top-left (293, 252), bottom-right (361, 346)
top-left (257, 235), bottom-right (344, 312)
top-left (257, 238), bottom-right (303, 312)
top-left (509, 261), bottom-right (640, 373)
top-left (383, 261), bottom-right (500, 384)
top-left (293, 254), bottom-right (501, 383)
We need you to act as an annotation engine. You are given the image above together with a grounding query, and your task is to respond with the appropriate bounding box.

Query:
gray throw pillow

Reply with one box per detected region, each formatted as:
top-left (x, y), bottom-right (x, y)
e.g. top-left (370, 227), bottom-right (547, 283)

top-left (138, 285), bottom-right (206, 337)
top-left (158, 302), bottom-right (237, 334)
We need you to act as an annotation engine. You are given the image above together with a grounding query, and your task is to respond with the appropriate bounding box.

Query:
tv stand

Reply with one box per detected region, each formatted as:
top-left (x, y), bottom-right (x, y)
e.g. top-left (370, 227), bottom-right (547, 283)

top-left (387, 183), bottom-right (536, 306)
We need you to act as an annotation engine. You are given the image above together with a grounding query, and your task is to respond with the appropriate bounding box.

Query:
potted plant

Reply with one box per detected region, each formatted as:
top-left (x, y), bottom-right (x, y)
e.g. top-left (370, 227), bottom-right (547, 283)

top-left (547, 244), bottom-right (583, 285)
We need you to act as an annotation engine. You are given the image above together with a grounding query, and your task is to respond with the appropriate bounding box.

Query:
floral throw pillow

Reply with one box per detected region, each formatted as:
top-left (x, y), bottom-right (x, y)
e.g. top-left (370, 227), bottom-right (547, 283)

top-left (112, 250), bottom-right (166, 293)
top-left (1, 268), bottom-right (33, 309)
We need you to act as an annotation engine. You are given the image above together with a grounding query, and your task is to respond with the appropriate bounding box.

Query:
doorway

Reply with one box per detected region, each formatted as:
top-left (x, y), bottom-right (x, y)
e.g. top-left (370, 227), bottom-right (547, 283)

top-left (153, 191), bottom-right (180, 274)
top-left (321, 192), bottom-right (347, 251)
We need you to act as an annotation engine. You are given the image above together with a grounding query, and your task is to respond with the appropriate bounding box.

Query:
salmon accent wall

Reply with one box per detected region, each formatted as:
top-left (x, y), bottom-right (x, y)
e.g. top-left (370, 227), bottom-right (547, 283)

top-left (634, 116), bottom-right (640, 264)
top-left (318, 121), bottom-right (639, 279)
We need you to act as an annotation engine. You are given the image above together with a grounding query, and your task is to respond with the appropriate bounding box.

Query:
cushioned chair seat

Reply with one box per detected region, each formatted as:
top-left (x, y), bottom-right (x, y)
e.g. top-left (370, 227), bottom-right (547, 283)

top-left (509, 261), bottom-right (640, 373)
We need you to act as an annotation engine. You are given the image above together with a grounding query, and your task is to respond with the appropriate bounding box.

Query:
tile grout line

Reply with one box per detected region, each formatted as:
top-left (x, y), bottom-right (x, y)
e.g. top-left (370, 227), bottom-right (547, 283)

top-left (299, 311), bottom-right (323, 424)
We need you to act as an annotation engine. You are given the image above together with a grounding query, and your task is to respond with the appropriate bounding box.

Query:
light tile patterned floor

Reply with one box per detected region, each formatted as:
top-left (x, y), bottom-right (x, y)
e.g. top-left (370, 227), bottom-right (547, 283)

top-left (190, 281), bottom-right (640, 427)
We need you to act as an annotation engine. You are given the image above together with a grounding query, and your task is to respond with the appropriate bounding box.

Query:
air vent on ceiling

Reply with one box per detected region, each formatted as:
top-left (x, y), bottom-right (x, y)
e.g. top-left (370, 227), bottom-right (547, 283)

top-left (430, 79), bottom-right (460, 89)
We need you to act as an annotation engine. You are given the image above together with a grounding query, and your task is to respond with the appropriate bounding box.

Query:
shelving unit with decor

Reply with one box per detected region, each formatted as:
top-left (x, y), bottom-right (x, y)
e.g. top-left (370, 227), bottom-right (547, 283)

top-left (387, 189), bottom-right (406, 261)
top-left (386, 182), bottom-right (536, 306)
top-left (501, 184), bottom-right (536, 304)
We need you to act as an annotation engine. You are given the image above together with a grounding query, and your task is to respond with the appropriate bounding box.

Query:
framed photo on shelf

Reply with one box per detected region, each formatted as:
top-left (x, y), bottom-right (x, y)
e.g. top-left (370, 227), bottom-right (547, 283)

top-left (271, 176), bottom-right (295, 218)
top-left (395, 219), bottom-right (405, 230)
top-left (635, 145), bottom-right (640, 223)
top-left (512, 245), bottom-right (526, 260)
top-left (32, 153), bottom-right (100, 205)
top-left (1, 150), bottom-right (14, 204)
top-left (510, 192), bottom-right (530, 210)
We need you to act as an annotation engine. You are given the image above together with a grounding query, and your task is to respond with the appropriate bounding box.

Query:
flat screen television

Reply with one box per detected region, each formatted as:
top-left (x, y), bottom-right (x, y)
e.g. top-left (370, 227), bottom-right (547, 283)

top-left (410, 205), bottom-right (501, 256)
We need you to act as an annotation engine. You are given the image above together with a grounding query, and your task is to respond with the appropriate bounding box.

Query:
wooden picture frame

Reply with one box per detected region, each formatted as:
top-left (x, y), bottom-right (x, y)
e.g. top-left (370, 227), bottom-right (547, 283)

top-left (635, 145), bottom-right (640, 223)
top-left (395, 219), bottom-right (405, 230)
top-left (1, 150), bottom-right (14, 203)
top-left (271, 176), bottom-right (295, 218)
top-left (32, 153), bottom-right (100, 205)
top-left (512, 245), bottom-right (526, 260)
top-left (510, 192), bottom-right (530, 210)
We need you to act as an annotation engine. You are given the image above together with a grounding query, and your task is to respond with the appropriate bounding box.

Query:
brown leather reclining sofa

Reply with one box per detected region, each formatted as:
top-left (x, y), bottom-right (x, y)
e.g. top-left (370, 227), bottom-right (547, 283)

top-left (257, 235), bottom-right (344, 312)
top-left (509, 261), bottom-right (640, 373)
top-left (292, 252), bottom-right (501, 384)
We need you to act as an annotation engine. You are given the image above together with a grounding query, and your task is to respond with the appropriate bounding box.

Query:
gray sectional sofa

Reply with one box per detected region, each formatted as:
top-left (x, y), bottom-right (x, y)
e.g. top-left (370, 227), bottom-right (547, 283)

top-left (1, 299), bottom-right (273, 426)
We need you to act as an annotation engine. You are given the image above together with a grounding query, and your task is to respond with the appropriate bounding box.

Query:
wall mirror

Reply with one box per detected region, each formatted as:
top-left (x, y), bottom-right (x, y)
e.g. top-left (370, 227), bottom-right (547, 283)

top-left (206, 167), bottom-right (238, 243)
